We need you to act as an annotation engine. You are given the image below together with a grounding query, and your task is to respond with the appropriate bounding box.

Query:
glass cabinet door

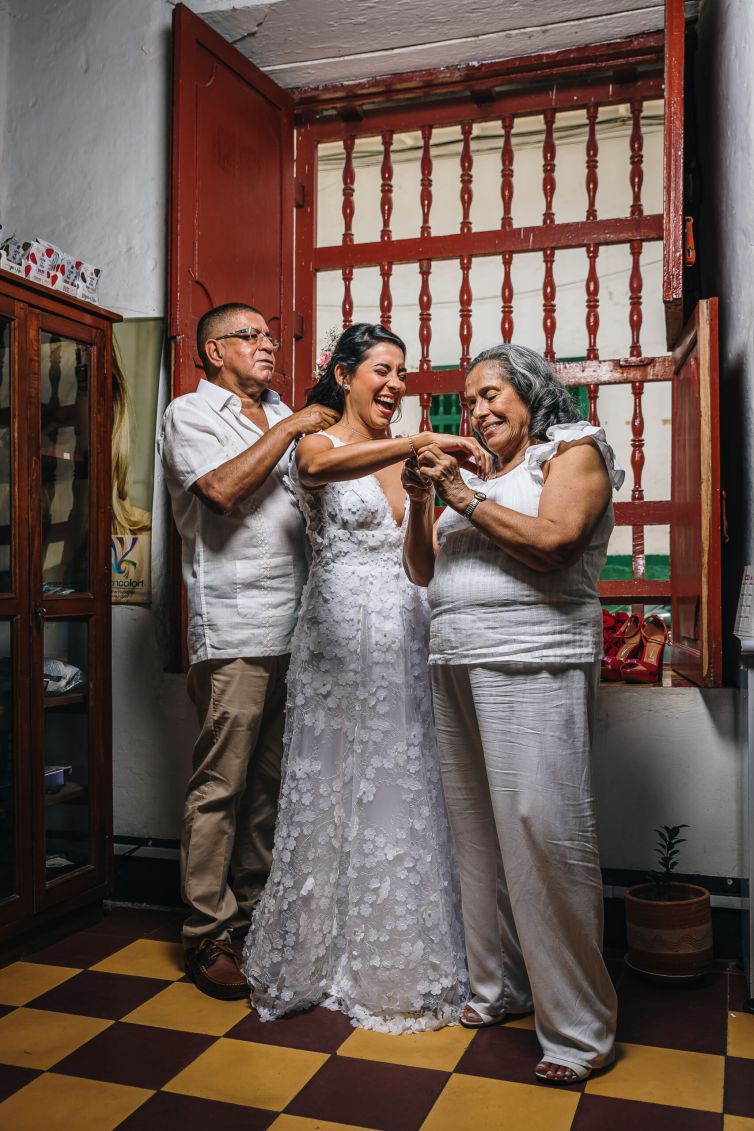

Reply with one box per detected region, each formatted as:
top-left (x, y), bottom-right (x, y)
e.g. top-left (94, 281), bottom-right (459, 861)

top-left (42, 618), bottom-right (90, 883)
top-left (0, 621), bottom-right (16, 904)
top-left (0, 316), bottom-right (11, 591)
top-left (40, 332), bottom-right (90, 596)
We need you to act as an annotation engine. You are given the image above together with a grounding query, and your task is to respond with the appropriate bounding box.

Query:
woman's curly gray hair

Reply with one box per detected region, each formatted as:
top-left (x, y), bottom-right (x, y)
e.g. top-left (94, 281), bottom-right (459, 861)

top-left (467, 343), bottom-right (581, 440)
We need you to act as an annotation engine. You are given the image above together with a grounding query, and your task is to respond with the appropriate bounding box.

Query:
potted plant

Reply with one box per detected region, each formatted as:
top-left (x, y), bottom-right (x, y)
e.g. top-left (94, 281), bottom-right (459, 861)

top-left (624, 824), bottom-right (713, 978)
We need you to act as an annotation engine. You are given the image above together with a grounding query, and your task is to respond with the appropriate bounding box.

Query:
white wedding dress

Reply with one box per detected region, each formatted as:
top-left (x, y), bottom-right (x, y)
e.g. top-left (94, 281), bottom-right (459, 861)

top-left (242, 436), bottom-right (468, 1032)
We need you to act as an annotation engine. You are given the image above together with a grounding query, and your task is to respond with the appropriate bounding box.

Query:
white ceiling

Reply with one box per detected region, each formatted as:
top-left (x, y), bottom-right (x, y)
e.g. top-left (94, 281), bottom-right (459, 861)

top-left (194, 0), bottom-right (698, 89)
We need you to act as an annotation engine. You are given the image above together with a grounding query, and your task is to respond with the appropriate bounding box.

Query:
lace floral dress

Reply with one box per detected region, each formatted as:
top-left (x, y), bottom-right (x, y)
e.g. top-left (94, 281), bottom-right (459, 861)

top-left (242, 436), bottom-right (468, 1032)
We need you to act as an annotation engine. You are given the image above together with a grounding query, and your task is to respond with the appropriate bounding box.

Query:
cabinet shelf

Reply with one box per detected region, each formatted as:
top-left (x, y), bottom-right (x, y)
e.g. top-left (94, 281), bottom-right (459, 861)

top-left (41, 448), bottom-right (87, 465)
top-left (44, 692), bottom-right (87, 709)
top-left (44, 781), bottom-right (86, 807)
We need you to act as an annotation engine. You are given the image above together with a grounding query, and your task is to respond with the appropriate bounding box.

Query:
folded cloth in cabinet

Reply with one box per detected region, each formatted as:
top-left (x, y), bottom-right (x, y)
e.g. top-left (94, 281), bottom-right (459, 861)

top-left (43, 659), bottom-right (86, 696)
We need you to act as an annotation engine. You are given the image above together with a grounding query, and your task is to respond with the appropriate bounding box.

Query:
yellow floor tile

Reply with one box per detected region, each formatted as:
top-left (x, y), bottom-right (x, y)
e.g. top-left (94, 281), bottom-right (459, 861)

top-left (270, 1118), bottom-right (378, 1131)
top-left (0, 1008), bottom-right (112, 1070)
top-left (585, 1042), bottom-right (724, 1112)
top-left (0, 1072), bottom-right (152, 1131)
top-left (338, 1025), bottom-right (475, 1072)
top-left (90, 939), bottom-right (184, 981)
top-left (123, 981), bottom-right (250, 1036)
top-left (725, 1118), bottom-right (754, 1131)
top-left (506, 1014), bottom-right (535, 1031)
top-left (421, 1073), bottom-right (579, 1131)
top-left (164, 1037), bottom-right (328, 1110)
top-left (729, 1011), bottom-right (754, 1059)
top-left (0, 961), bottom-right (77, 1006)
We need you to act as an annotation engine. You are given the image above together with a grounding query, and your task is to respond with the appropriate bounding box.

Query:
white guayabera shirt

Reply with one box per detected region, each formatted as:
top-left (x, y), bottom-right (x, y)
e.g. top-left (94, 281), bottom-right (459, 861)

top-left (158, 378), bottom-right (306, 664)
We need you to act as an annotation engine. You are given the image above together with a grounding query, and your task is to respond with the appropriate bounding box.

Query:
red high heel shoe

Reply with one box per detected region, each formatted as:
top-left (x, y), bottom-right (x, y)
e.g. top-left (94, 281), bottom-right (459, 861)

top-left (601, 614), bottom-right (642, 682)
top-left (620, 614), bottom-right (669, 684)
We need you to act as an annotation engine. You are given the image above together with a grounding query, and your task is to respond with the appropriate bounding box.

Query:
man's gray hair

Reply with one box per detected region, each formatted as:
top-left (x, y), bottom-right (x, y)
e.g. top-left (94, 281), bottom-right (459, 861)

top-left (467, 343), bottom-right (581, 439)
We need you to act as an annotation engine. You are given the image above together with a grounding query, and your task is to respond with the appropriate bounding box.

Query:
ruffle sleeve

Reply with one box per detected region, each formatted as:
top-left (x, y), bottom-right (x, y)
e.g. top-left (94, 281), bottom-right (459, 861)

top-left (522, 421), bottom-right (625, 490)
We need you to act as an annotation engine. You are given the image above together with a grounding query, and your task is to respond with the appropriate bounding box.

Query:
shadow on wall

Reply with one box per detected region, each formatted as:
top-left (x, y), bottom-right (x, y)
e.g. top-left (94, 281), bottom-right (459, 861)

top-left (592, 684), bottom-right (740, 878)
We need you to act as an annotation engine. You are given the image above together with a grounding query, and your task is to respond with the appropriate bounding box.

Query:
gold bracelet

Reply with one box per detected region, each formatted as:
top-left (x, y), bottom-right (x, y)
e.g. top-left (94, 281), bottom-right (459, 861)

top-left (408, 434), bottom-right (418, 459)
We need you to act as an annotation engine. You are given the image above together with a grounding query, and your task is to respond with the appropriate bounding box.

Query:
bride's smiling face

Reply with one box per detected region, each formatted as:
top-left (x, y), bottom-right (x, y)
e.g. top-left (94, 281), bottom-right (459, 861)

top-left (337, 343), bottom-right (407, 433)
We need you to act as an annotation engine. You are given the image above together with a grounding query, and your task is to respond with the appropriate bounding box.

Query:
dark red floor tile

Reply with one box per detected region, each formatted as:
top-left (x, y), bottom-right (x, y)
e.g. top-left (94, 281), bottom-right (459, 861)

top-left (226, 1004), bottom-right (354, 1053)
top-left (0, 1064), bottom-right (41, 1102)
top-left (726, 1056), bottom-right (754, 1118)
top-left (455, 1022), bottom-right (589, 1090)
top-left (571, 1094), bottom-right (722, 1130)
top-left (53, 1022), bottom-right (216, 1090)
top-left (143, 915), bottom-right (185, 942)
top-left (729, 971), bottom-right (752, 1012)
top-left (24, 928), bottom-right (133, 968)
top-left (616, 966), bottom-right (727, 1053)
top-left (286, 1056), bottom-right (448, 1131)
top-left (95, 906), bottom-right (181, 937)
top-left (29, 969), bottom-right (170, 1019)
top-left (117, 1091), bottom-right (275, 1131)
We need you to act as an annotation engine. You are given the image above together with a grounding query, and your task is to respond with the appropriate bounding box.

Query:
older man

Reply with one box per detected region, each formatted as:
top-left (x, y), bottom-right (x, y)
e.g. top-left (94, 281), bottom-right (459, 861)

top-left (159, 302), bottom-right (338, 998)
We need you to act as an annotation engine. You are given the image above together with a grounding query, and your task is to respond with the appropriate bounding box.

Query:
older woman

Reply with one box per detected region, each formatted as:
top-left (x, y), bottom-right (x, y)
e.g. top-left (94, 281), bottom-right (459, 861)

top-left (402, 343), bottom-right (623, 1084)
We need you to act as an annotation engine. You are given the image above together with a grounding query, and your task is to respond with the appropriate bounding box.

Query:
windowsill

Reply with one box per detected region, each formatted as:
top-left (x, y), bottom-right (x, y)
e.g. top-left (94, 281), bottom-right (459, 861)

top-left (600, 668), bottom-right (697, 689)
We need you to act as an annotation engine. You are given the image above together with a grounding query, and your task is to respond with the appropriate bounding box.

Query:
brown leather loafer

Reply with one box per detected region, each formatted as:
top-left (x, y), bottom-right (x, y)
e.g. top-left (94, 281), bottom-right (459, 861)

top-left (184, 938), bottom-right (249, 1001)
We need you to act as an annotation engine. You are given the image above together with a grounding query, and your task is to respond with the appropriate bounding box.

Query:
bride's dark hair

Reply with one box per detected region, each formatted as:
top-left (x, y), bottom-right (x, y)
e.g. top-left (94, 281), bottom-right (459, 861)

top-left (306, 323), bottom-right (407, 414)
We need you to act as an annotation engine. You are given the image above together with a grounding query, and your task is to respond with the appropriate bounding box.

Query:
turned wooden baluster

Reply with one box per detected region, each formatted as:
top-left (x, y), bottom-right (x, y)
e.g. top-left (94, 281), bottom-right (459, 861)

top-left (631, 379), bottom-right (646, 579)
top-left (459, 121), bottom-right (473, 435)
top-left (585, 104), bottom-right (600, 361)
top-left (542, 109), bottom-right (556, 361)
top-left (629, 98), bottom-right (644, 358)
top-left (500, 113), bottom-right (514, 343)
top-left (379, 130), bottom-right (393, 328)
top-left (341, 134), bottom-right (355, 328)
top-left (420, 125), bottom-right (433, 239)
top-left (418, 127), bottom-right (434, 433)
top-left (419, 262), bottom-right (433, 371)
top-left (586, 384), bottom-right (600, 426)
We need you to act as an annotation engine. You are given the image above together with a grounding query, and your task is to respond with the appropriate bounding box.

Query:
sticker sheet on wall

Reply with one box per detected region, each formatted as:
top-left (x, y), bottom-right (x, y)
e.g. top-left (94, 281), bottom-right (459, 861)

top-left (110, 319), bottom-right (162, 604)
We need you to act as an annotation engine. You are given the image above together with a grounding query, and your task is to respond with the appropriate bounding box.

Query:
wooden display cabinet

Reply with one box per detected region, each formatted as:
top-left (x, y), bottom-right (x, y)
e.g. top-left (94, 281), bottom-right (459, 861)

top-left (0, 268), bottom-right (119, 944)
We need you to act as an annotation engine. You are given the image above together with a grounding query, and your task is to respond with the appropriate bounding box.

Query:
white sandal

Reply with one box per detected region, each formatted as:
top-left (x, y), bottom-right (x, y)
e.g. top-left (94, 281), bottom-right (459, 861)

top-left (459, 1003), bottom-right (507, 1029)
top-left (534, 1059), bottom-right (591, 1084)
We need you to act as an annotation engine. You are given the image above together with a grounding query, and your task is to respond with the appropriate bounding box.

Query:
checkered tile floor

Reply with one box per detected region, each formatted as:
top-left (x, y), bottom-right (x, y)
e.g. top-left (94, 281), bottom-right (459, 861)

top-left (0, 907), bottom-right (752, 1130)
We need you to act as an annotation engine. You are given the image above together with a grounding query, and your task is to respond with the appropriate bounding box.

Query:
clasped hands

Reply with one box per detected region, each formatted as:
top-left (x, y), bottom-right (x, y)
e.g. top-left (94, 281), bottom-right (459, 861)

top-left (401, 435), bottom-right (492, 511)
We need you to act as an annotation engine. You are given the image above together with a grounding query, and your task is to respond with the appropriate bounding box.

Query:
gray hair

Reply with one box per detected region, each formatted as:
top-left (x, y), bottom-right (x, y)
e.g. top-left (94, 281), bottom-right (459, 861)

top-left (467, 343), bottom-right (581, 439)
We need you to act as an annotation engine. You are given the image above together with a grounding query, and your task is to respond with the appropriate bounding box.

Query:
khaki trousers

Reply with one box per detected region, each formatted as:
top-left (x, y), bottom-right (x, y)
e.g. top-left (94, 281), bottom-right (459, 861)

top-left (431, 662), bottom-right (617, 1071)
top-left (181, 655), bottom-right (288, 948)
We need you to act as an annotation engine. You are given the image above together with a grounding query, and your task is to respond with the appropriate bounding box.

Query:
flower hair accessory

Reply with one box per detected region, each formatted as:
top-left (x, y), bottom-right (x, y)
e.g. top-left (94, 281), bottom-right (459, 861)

top-left (313, 325), bottom-right (342, 381)
top-left (314, 349), bottom-right (331, 380)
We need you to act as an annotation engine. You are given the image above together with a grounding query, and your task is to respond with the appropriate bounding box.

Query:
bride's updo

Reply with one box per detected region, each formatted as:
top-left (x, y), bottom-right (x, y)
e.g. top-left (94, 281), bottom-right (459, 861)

top-left (307, 323), bottom-right (407, 414)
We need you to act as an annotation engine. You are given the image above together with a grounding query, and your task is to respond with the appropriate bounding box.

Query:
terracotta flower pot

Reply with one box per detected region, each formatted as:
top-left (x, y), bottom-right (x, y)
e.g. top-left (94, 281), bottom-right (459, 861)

top-left (624, 883), bottom-right (713, 978)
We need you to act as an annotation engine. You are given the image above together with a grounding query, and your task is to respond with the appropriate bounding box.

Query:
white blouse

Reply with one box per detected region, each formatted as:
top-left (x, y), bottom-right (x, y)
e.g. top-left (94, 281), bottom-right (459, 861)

top-left (427, 422), bottom-right (625, 666)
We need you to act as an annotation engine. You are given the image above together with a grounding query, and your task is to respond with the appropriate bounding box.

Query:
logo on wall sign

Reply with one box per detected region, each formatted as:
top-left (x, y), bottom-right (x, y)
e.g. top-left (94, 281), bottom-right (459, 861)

top-left (110, 532), bottom-right (151, 603)
top-left (111, 535), bottom-right (139, 578)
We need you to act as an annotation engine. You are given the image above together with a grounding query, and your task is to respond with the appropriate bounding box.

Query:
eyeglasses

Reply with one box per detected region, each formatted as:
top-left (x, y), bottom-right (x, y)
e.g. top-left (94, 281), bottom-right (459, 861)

top-left (213, 327), bottom-right (280, 350)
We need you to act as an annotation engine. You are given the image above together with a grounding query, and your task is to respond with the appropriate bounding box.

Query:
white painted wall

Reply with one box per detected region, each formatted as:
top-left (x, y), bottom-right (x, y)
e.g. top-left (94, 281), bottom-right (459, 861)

top-left (0, 0), bottom-right (197, 839)
top-left (0, 0), bottom-right (172, 319)
top-left (593, 687), bottom-right (742, 877)
top-left (0, 0), bottom-right (744, 880)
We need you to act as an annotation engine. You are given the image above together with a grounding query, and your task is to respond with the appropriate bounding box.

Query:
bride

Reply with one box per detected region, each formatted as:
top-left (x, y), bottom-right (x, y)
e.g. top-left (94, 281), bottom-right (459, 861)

top-left (242, 323), bottom-right (491, 1032)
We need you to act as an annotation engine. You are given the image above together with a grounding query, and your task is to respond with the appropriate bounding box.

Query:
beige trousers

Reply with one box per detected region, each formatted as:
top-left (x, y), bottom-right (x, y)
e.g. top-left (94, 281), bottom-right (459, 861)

top-left (181, 655), bottom-right (288, 948)
top-left (431, 662), bottom-right (617, 1071)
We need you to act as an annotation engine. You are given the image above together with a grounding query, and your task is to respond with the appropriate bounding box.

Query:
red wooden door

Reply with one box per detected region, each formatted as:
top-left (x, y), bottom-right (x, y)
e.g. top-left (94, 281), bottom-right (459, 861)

top-left (663, 0), bottom-right (685, 347)
top-left (169, 4), bottom-right (294, 402)
top-left (670, 299), bottom-right (722, 686)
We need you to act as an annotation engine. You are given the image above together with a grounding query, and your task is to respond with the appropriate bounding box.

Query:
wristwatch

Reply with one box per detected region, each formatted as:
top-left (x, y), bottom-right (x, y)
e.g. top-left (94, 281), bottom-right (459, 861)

top-left (463, 491), bottom-right (487, 519)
